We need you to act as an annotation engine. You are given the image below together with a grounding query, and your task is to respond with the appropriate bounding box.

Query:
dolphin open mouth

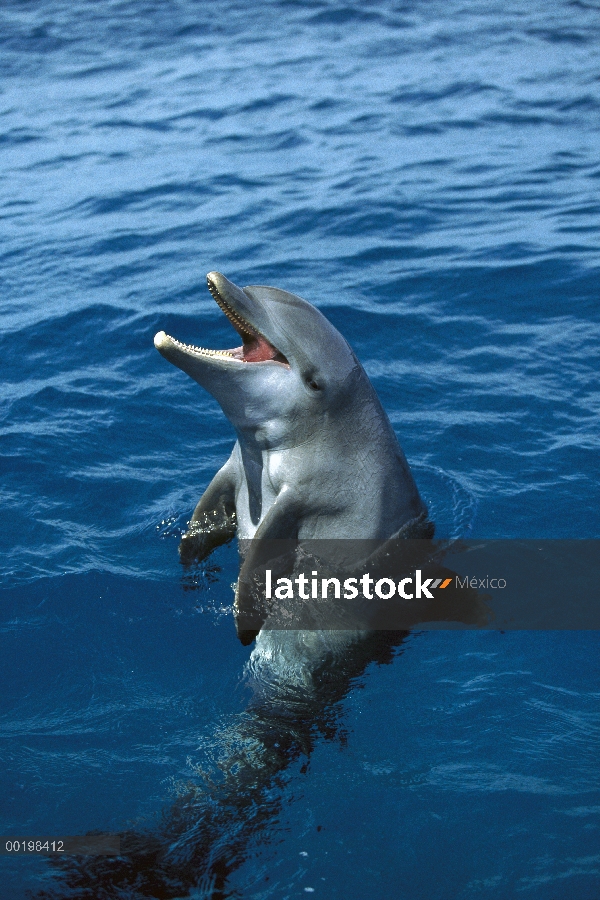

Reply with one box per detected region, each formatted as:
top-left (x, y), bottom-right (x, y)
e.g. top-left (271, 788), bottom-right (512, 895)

top-left (155, 274), bottom-right (289, 366)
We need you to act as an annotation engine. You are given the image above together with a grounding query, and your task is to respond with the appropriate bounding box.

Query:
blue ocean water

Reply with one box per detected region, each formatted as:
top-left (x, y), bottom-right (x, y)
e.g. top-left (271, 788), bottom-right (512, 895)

top-left (1, 1), bottom-right (599, 897)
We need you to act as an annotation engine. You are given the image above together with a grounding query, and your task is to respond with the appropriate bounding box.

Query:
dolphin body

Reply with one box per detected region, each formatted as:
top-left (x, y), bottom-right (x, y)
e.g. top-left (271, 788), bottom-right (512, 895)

top-left (155, 272), bottom-right (430, 607)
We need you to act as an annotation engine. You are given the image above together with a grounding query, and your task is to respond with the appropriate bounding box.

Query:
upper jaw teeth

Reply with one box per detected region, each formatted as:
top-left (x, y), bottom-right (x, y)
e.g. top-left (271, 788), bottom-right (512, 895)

top-left (207, 278), bottom-right (257, 339)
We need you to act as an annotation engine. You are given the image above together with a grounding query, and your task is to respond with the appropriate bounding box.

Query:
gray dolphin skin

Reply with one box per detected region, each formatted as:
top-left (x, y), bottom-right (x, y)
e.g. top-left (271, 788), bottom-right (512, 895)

top-left (154, 271), bottom-right (429, 554)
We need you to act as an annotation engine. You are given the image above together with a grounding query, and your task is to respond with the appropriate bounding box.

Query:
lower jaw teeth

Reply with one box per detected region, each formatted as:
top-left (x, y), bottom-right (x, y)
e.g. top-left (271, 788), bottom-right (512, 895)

top-left (173, 338), bottom-right (234, 358)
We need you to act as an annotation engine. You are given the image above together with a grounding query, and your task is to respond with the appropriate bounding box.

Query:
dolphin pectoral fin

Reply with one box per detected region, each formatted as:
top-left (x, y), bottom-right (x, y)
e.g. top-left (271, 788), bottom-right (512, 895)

top-left (234, 488), bottom-right (300, 644)
top-left (179, 465), bottom-right (237, 565)
top-left (236, 624), bottom-right (259, 647)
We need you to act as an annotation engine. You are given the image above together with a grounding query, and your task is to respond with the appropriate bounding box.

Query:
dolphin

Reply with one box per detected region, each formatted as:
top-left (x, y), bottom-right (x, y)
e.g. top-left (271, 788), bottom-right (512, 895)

top-left (154, 271), bottom-right (432, 642)
top-left (154, 271), bottom-right (431, 562)
top-left (35, 278), bottom-right (481, 900)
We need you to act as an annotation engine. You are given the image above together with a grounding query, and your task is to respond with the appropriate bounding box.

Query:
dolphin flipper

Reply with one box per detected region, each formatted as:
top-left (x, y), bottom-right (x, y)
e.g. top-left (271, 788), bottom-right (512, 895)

top-left (179, 463), bottom-right (237, 565)
top-left (235, 487), bottom-right (300, 644)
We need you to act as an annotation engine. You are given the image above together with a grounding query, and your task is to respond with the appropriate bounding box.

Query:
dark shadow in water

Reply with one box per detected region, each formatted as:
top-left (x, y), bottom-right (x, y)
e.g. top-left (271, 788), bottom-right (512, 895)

top-left (34, 630), bottom-right (412, 900)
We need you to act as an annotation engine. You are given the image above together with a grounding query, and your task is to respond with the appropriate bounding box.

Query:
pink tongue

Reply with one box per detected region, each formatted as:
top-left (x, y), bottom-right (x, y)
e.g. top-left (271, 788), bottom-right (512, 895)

top-left (242, 335), bottom-right (278, 362)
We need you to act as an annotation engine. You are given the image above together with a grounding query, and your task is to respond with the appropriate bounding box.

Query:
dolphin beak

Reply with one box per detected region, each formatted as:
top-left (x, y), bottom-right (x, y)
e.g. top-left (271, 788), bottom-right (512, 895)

top-left (206, 271), bottom-right (251, 318)
top-left (206, 272), bottom-right (289, 364)
top-left (153, 274), bottom-right (289, 367)
top-left (154, 330), bottom-right (171, 353)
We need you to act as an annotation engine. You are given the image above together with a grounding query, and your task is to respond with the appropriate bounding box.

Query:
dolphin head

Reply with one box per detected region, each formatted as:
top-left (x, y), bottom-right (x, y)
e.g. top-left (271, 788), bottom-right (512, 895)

top-left (154, 272), bottom-right (360, 447)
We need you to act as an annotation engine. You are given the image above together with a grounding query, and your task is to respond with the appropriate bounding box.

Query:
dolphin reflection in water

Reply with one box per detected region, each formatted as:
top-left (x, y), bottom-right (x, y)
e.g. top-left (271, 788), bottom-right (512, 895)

top-left (41, 275), bottom-right (484, 899)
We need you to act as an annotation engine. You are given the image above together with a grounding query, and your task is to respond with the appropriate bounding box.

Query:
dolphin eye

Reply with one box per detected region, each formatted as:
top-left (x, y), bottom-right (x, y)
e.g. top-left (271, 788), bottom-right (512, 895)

top-left (306, 378), bottom-right (321, 391)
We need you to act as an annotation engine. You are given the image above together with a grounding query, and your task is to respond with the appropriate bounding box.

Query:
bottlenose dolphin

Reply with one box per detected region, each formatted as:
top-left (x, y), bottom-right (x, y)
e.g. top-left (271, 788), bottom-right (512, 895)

top-left (154, 271), bottom-right (430, 564)
top-left (37, 277), bottom-right (483, 900)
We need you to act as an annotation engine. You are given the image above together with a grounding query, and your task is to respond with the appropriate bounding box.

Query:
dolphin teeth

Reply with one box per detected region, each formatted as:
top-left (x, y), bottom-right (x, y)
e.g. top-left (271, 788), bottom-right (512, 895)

top-left (206, 276), bottom-right (257, 338)
top-left (170, 336), bottom-right (236, 359)
top-left (158, 277), bottom-right (286, 365)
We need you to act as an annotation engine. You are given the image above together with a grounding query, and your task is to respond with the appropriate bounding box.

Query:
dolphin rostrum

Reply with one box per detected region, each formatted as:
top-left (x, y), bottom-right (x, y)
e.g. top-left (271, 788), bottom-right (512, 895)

top-left (154, 271), bottom-right (431, 573)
